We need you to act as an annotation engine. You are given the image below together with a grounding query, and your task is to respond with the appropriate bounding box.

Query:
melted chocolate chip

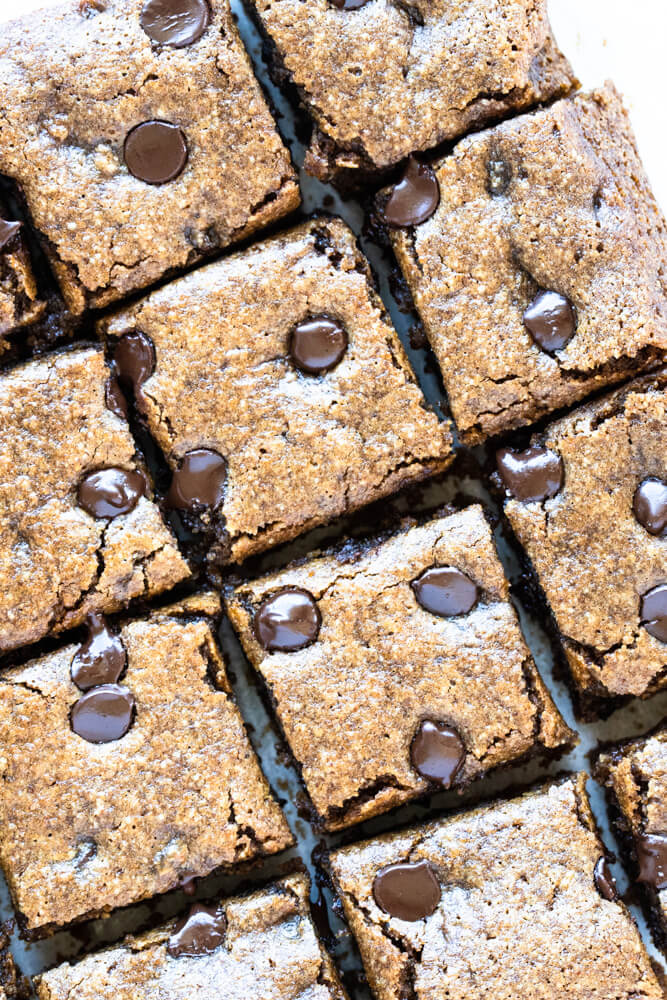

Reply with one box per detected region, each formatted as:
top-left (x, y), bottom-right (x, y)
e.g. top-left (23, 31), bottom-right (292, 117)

top-left (254, 588), bottom-right (321, 652)
top-left (167, 449), bottom-right (227, 510)
top-left (487, 158), bottom-right (511, 196)
top-left (0, 219), bottom-right (21, 251)
top-left (633, 479), bottom-right (667, 537)
top-left (167, 904), bottom-right (227, 957)
top-left (290, 316), bottom-right (348, 375)
top-left (641, 584), bottom-right (667, 643)
top-left (105, 376), bottom-right (128, 420)
top-left (382, 157), bottom-right (439, 227)
top-left (70, 685), bottom-right (135, 743)
top-left (71, 614), bottom-right (127, 691)
top-left (329, 0), bottom-right (370, 8)
top-left (411, 566), bottom-right (478, 617)
top-left (124, 121), bottom-right (188, 184)
top-left (523, 291), bottom-right (576, 353)
top-left (594, 856), bottom-right (618, 901)
top-left (410, 720), bottom-right (466, 787)
top-left (113, 331), bottom-right (156, 394)
top-left (78, 468), bottom-right (146, 519)
top-left (636, 833), bottom-right (667, 889)
top-left (496, 445), bottom-right (563, 503)
top-left (140, 0), bottom-right (210, 47)
top-left (373, 860), bottom-right (441, 921)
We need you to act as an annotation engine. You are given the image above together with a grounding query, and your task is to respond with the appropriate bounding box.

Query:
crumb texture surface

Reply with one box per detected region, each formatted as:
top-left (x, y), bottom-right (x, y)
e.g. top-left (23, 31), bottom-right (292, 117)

top-left (331, 776), bottom-right (662, 1000)
top-left (0, 0), bottom-right (298, 311)
top-left (0, 599), bottom-right (292, 935)
top-left (227, 506), bottom-right (571, 829)
top-left (392, 86), bottom-right (667, 442)
top-left (0, 347), bottom-right (188, 653)
top-left (35, 875), bottom-right (347, 999)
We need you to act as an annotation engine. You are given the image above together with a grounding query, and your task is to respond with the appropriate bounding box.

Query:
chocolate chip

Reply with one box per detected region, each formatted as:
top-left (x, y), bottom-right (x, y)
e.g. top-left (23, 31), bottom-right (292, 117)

top-left (496, 445), bottom-right (563, 503)
top-left (140, 0), bottom-right (210, 47)
top-left (70, 684), bottom-right (135, 743)
top-left (124, 121), bottom-right (188, 185)
top-left (0, 219), bottom-right (21, 251)
top-left (71, 613), bottom-right (127, 691)
top-left (382, 157), bottom-right (439, 227)
top-left (641, 584), bottom-right (667, 643)
top-left (411, 566), bottom-right (478, 617)
top-left (633, 479), bottom-right (667, 537)
top-left (373, 860), bottom-right (441, 921)
top-left (410, 720), bottom-right (466, 787)
top-left (593, 856), bottom-right (618, 901)
top-left (113, 331), bottom-right (156, 397)
top-left (105, 376), bottom-right (128, 420)
top-left (329, 0), bottom-right (370, 8)
top-left (167, 449), bottom-right (227, 510)
top-left (254, 588), bottom-right (321, 652)
top-left (289, 316), bottom-right (348, 375)
top-left (77, 467), bottom-right (146, 519)
top-left (636, 833), bottom-right (667, 889)
top-left (487, 158), bottom-right (511, 196)
top-left (167, 904), bottom-right (227, 958)
top-left (523, 290), bottom-right (576, 353)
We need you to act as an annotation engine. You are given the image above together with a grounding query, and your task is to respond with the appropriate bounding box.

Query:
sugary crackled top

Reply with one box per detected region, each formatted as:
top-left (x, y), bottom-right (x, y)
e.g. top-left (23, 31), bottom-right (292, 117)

top-left (227, 506), bottom-right (571, 829)
top-left (503, 370), bottom-right (667, 700)
top-left (0, 596), bottom-right (292, 935)
top-left (0, 346), bottom-right (189, 654)
top-left (330, 776), bottom-right (662, 1000)
top-left (0, 0), bottom-right (298, 311)
top-left (101, 218), bottom-right (453, 562)
top-left (254, 0), bottom-right (574, 171)
top-left (392, 85), bottom-right (667, 443)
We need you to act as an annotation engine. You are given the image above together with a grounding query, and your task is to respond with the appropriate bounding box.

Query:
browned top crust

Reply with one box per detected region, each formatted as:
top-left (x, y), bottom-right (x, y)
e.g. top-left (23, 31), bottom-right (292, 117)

top-left (391, 85), bottom-right (667, 443)
top-left (502, 369), bottom-right (667, 705)
top-left (227, 506), bottom-right (572, 829)
top-left (0, 595), bottom-right (293, 937)
top-left (0, 0), bottom-right (299, 313)
top-left (250, 0), bottom-right (575, 180)
top-left (100, 218), bottom-right (453, 563)
top-left (330, 776), bottom-right (662, 1000)
top-left (0, 346), bottom-right (189, 654)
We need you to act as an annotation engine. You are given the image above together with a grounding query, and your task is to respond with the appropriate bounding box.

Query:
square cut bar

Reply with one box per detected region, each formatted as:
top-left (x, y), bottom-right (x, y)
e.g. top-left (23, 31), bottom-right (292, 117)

top-left (0, 346), bottom-right (189, 654)
top-left (99, 218), bottom-right (453, 565)
top-left (497, 369), bottom-right (667, 716)
top-left (0, 211), bottom-right (44, 357)
top-left (387, 85), bottom-right (667, 444)
top-left (597, 729), bottom-right (667, 952)
top-left (248, 0), bottom-right (575, 185)
top-left (35, 875), bottom-right (346, 1000)
top-left (226, 505), bottom-right (573, 830)
top-left (0, 593), bottom-right (293, 938)
top-left (0, 0), bottom-right (299, 314)
top-left (330, 775), bottom-right (662, 1000)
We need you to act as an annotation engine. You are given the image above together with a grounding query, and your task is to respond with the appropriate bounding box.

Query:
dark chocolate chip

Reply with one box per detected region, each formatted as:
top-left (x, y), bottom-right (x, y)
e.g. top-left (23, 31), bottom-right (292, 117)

top-left (0, 219), bottom-right (21, 251)
top-left (167, 904), bottom-right (227, 958)
top-left (523, 290), bottom-right (576, 353)
top-left (70, 684), bottom-right (135, 743)
top-left (636, 833), bottom-right (667, 889)
top-left (167, 449), bottom-right (227, 510)
top-left (289, 316), bottom-right (348, 375)
top-left (382, 157), bottom-right (439, 227)
top-left (487, 158), bottom-right (511, 196)
top-left (124, 121), bottom-right (188, 185)
top-left (410, 720), bottom-right (466, 787)
top-left (113, 331), bottom-right (156, 394)
top-left (140, 0), bottom-right (210, 47)
top-left (496, 445), bottom-right (563, 503)
top-left (71, 613), bottom-right (127, 691)
top-left (641, 584), bottom-right (667, 643)
top-left (105, 376), bottom-right (128, 420)
top-left (330, 0), bottom-right (370, 8)
top-left (633, 479), bottom-right (667, 537)
top-left (411, 566), bottom-right (478, 617)
top-left (254, 588), bottom-right (321, 652)
top-left (593, 856), bottom-right (618, 901)
top-left (373, 860), bottom-right (441, 921)
top-left (77, 467), bottom-right (145, 519)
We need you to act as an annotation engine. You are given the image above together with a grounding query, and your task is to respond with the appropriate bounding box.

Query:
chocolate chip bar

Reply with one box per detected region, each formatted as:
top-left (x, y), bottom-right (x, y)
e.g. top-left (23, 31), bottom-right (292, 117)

top-left (227, 506), bottom-right (573, 830)
top-left (0, 593), bottom-right (292, 938)
top-left (0, 211), bottom-right (43, 356)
